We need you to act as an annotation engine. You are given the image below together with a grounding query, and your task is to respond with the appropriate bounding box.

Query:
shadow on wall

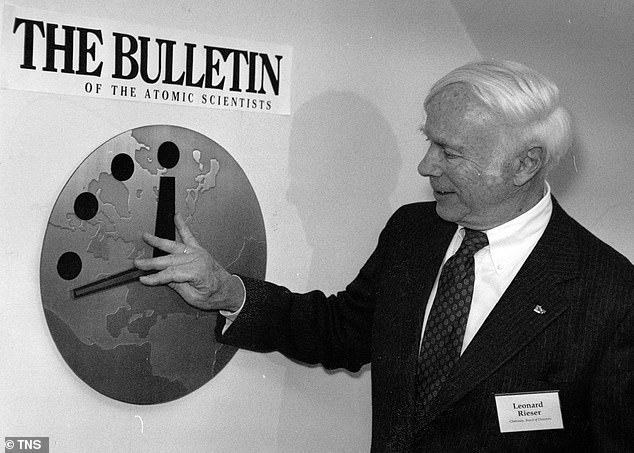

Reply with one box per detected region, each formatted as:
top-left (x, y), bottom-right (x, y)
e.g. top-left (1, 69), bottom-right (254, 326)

top-left (276, 92), bottom-right (400, 452)
top-left (287, 91), bottom-right (401, 292)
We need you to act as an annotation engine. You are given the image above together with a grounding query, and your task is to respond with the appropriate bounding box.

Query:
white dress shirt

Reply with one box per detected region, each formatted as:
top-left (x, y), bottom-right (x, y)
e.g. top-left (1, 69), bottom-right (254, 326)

top-left (420, 184), bottom-right (553, 354)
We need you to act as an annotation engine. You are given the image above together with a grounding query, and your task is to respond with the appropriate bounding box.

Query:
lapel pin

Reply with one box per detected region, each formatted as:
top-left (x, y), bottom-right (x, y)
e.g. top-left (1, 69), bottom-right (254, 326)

top-left (533, 305), bottom-right (547, 315)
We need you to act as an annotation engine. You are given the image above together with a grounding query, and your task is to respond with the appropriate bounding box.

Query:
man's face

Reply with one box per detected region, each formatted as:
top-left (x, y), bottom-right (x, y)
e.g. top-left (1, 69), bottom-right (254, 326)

top-left (418, 84), bottom-right (520, 230)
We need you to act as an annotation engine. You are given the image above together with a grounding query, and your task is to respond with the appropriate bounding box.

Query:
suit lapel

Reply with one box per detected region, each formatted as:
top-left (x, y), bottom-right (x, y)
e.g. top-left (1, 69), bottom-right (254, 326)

top-left (384, 209), bottom-right (455, 450)
top-left (411, 218), bottom-right (457, 339)
top-left (415, 200), bottom-right (581, 426)
top-left (399, 214), bottom-right (457, 378)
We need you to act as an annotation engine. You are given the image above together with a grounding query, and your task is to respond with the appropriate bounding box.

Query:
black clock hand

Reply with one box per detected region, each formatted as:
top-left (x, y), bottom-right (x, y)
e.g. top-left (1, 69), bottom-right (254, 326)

top-left (152, 140), bottom-right (180, 258)
top-left (72, 267), bottom-right (154, 298)
top-left (153, 176), bottom-right (175, 257)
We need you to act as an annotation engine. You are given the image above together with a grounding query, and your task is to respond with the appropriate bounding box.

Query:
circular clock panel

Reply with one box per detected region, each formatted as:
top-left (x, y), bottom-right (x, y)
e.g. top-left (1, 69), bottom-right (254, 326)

top-left (40, 125), bottom-right (267, 404)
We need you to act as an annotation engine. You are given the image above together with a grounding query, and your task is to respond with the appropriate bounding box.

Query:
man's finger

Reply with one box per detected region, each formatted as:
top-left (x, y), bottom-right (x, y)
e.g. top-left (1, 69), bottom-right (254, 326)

top-left (138, 266), bottom-right (194, 286)
top-left (175, 213), bottom-right (201, 248)
top-left (141, 232), bottom-right (182, 254)
top-left (135, 253), bottom-right (190, 271)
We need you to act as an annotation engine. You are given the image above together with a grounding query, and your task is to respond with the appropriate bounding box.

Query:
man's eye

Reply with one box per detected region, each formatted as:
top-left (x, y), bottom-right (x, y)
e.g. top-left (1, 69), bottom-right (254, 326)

top-left (442, 148), bottom-right (458, 159)
top-left (427, 139), bottom-right (459, 160)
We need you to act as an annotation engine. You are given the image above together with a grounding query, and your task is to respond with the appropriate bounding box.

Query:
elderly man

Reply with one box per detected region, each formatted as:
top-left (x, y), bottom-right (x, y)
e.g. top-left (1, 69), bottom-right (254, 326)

top-left (136, 60), bottom-right (634, 452)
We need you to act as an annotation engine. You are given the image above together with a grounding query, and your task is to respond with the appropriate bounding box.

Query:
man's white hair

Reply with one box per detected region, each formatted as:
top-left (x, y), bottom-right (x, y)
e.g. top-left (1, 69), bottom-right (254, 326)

top-left (424, 60), bottom-right (573, 171)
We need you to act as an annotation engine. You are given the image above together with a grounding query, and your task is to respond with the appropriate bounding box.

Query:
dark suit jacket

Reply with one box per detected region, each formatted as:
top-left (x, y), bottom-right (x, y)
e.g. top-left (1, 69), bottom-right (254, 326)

top-left (218, 200), bottom-right (634, 452)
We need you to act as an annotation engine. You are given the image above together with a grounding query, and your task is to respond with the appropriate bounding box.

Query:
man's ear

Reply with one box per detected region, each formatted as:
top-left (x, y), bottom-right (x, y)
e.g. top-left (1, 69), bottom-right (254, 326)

top-left (513, 146), bottom-right (545, 186)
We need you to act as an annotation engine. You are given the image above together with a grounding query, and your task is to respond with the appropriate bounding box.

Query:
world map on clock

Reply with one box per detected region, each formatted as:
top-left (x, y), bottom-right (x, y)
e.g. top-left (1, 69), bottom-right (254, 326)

top-left (39, 125), bottom-right (266, 404)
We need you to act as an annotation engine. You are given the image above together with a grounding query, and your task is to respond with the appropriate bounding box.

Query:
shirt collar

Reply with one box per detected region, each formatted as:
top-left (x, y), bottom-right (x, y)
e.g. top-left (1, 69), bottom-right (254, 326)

top-left (457, 182), bottom-right (553, 274)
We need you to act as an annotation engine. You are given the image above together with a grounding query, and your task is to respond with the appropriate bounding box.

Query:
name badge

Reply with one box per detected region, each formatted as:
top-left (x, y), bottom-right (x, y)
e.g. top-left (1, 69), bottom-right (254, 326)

top-left (494, 390), bottom-right (564, 433)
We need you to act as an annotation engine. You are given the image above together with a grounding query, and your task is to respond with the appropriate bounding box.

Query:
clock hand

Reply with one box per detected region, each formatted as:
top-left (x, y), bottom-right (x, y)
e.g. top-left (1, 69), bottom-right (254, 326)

top-left (154, 176), bottom-right (175, 257)
top-left (72, 267), bottom-right (155, 298)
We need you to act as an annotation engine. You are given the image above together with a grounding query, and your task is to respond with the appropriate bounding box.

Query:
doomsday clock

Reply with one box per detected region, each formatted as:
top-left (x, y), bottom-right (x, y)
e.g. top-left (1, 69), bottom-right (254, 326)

top-left (40, 125), bottom-right (266, 404)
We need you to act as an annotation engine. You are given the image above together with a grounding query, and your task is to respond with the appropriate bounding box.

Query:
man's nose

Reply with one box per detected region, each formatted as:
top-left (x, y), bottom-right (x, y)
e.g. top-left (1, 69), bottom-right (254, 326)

top-left (418, 144), bottom-right (442, 177)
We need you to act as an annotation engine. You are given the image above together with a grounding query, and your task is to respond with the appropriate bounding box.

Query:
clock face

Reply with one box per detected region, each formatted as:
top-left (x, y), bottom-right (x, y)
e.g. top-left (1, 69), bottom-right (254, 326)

top-left (40, 125), bottom-right (266, 404)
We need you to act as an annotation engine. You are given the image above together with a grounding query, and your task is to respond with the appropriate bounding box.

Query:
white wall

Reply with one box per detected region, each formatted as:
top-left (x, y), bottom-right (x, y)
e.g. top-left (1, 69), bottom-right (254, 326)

top-left (2, 0), bottom-right (632, 452)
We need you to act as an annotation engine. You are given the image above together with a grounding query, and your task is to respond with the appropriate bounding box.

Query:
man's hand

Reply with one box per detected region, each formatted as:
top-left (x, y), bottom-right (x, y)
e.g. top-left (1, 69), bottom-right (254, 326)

top-left (134, 213), bottom-right (245, 312)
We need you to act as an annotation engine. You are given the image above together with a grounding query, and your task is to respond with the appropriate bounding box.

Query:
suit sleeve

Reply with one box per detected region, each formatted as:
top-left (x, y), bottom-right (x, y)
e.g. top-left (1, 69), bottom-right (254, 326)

top-left (215, 207), bottom-right (405, 372)
top-left (591, 294), bottom-right (634, 452)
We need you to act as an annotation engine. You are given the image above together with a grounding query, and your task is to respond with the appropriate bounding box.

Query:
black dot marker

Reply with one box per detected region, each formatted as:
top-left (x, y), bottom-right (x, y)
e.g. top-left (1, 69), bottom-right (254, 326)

top-left (157, 141), bottom-right (180, 169)
top-left (74, 192), bottom-right (99, 221)
top-left (111, 153), bottom-right (135, 181)
top-left (57, 252), bottom-right (82, 280)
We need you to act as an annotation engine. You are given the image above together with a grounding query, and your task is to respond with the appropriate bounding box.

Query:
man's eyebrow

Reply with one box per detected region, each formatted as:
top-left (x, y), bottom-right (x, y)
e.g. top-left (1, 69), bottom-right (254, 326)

top-left (423, 133), bottom-right (466, 155)
top-left (418, 124), bottom-right (465, 152)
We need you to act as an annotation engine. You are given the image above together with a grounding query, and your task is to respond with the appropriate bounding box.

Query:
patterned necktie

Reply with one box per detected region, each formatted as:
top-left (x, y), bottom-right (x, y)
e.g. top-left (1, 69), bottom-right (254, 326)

top-left (416, 228), bottom-right (489, 410)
